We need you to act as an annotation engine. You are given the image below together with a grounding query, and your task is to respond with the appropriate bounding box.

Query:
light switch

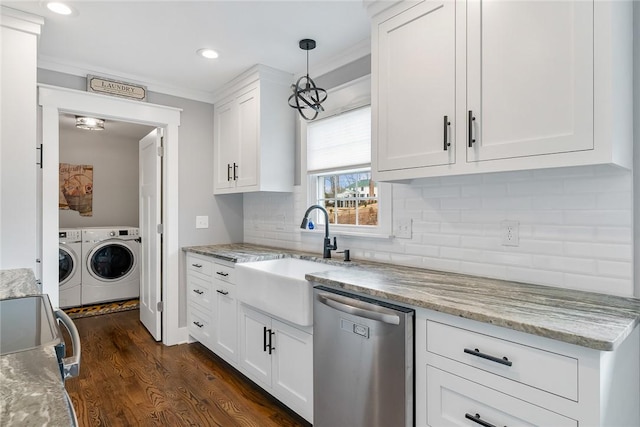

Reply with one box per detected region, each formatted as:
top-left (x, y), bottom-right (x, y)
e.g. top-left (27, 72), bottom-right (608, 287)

top-left (196, 216), bottom-right (209, 229)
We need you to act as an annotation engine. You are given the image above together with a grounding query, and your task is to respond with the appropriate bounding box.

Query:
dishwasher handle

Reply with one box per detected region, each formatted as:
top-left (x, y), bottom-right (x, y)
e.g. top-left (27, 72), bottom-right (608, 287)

top-left (317, 293), bottom-right (400, 325)
top-left (55, 309), bottom-right (81, 380)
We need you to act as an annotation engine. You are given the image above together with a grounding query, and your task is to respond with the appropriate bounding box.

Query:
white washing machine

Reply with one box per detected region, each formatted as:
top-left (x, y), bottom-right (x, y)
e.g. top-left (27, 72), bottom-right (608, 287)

top-left (59, 228), bottom-right (82, 308)
top-left (81, 227), bottom-right (141, 305)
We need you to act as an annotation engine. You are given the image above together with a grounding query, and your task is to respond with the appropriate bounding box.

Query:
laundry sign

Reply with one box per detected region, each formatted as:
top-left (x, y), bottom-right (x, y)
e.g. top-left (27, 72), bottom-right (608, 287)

top-left (60, 163), bottom-right (94, 217)
top-left (87, 75), bottom-right (147, 101)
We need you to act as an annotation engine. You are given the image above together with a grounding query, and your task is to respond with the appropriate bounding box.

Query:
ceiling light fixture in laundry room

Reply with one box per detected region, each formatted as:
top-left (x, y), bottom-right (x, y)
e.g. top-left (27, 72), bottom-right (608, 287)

top-left (76, 116), bottom-right (105, 131)
top-left (197, 48), bottom-right (219, 59)
top-left (288, 39), bottom-right (327, 121)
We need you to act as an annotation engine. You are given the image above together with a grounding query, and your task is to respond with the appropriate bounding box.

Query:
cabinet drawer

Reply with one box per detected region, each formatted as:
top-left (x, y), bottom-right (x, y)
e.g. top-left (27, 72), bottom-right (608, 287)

top-left (187, 256), bottom-right (212, 277)
top-left (187, 274), bottom-right (211, 310)
top-left (188, 304), bottom-right (212, 345)
top-left (426, 366), bottom-right (577, 427)
top-left (212, 262), bottom-right (234, 283)
top-left (427, 321), bottom-right (578, 400)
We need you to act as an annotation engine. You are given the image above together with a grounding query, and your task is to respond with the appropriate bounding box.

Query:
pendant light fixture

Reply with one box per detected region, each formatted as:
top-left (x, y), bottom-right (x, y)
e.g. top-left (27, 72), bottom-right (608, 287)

top-left (288, 39), bottom-right (327, 121)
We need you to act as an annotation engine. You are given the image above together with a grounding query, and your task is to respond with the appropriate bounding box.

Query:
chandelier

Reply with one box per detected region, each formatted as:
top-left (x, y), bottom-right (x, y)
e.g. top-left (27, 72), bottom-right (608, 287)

top-left (288, 39), bottom-right (327, 121)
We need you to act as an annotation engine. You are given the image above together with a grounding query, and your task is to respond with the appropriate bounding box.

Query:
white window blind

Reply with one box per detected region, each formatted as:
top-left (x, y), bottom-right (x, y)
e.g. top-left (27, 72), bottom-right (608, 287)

top-left (307, 106), bottom-right (371, 173)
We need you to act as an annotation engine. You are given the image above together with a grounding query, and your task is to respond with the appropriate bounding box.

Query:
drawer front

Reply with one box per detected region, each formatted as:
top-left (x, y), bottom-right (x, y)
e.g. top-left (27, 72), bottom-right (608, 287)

top-left (427, 321), bottom-right (578, 400)
top-left (188, 304), bottom-right (212, 346)
top-left (212, 262), bottom-right (234, 283)
top-left (187, 274), bottom-right (211, 310)
top-left (187, 256), bottom-right (212, 277)
top-left (426, 366), bottom-right (577, 427)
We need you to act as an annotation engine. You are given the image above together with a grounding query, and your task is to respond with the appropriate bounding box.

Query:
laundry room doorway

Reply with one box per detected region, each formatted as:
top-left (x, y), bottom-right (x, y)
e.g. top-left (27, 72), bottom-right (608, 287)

top-left (39, 84), bottom-right (182, 345)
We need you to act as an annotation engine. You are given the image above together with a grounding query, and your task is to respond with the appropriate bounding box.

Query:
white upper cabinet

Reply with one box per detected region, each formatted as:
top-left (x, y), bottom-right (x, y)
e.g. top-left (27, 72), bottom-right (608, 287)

top-left (375, 0), bottom-right (456, 172)
top-left (371, 0), bottom-right (633, 182)
top-left (466, 0), bottom-right (593, 162)
top-left (213, 65), bottom-right (294, 194)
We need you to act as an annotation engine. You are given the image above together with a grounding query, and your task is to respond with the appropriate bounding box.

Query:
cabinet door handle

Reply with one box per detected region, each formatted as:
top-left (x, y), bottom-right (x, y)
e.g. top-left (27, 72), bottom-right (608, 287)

top-left (193, 321), bottom-right (204, 328)
top-left (227, 163), bottom-right (232, 181)
top-left (465, 413), bottom-right (503, 427)
top-left (464, 348), bottom-right (512, 367)
top-left (216, 271), bottom-right (229, 277)
top-left (443, 115), bottom-right (451, 150)
top-left (468, 110), bottom-right (476, 147)
top-left (216, 289), bottom-right (229, 296)
top-left (268, 330), bottom-right (275, 354)
top-left (263, 326), bottom-right (268, 352)
top-left (233, 162), bottom-right (238, 180)
top-left (192, 289), bottom-right (204, 295)
top-left (191, 263), bottom-right (202, 268)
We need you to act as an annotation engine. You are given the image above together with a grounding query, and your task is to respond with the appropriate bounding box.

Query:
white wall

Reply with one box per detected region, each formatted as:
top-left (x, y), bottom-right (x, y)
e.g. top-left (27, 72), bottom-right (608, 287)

top-left (633, 0), bottom-right (639, 298)
top-left (245, 165), bottom-right (634, 297)
top-left (59, 124), bottom-right (143, 228)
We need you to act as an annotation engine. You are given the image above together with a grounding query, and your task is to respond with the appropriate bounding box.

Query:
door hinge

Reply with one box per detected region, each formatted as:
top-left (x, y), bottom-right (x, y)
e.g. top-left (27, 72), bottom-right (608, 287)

top-left (157, 224), bottom-right (164, 234)
top-left (157, 301), bottom-right (164, 312)
top-left (157, 145), bottom-right (164, 157)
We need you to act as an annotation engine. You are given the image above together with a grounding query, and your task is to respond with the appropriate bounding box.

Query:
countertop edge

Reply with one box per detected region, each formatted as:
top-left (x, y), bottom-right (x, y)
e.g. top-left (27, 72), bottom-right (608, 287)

top-left (182, 244), bottom-right (640, 352)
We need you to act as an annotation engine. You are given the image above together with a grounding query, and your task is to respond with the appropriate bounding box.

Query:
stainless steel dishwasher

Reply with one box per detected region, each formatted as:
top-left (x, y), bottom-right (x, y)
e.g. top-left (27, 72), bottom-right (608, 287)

top-left (313, 285), bottom-right (414, 427)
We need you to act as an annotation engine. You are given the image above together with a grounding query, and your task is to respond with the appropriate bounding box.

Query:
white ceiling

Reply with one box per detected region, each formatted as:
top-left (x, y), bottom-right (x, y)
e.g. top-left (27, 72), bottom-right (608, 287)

top-left (4, 0), bottom-right (373, 103)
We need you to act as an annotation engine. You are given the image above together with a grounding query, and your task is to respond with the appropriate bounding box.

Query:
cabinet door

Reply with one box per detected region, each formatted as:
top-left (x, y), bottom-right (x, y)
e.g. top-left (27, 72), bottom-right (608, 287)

top-left (466, 0), bottom-right (593, 162)
top-left (425, 366), bottom-right (577, 427)
top-left (213, 98), bottom-right (236, 191)
top-left (235, 86), bottom-right (259, 189)
top-left (271, 319), bottom-right (313, 422)
top-left (376, 1), bottom-right (455, 172)
top-left (212, 281), bottom-right (237, 364)
top-left (238, 304), bottom-right (272, 386)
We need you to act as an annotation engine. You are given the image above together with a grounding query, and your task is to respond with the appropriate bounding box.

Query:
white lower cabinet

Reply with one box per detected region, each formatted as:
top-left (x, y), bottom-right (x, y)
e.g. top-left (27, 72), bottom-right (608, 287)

top-left (238, 303), bottom-right (313, 423)
top-left (186, 254), bottom-right (238, 365)
top-left (416, 309), bottom-right (640, 427)
top-left (211, 279), bottom-right (237, 364)
top-left (426, 366), bottom-right (576, 427)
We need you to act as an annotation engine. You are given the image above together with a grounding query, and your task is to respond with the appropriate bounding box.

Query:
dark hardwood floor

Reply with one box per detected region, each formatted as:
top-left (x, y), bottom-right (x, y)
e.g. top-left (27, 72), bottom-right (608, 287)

top-left (63, 309), bottom-right (311, 427)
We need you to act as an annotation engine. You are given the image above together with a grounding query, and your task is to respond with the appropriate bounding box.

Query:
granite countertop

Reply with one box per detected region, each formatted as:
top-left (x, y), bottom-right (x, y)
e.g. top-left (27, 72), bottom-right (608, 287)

top-left (0, 268), bottom-right (75, 426)
top-left (183, 243), bottom-right (640, 351)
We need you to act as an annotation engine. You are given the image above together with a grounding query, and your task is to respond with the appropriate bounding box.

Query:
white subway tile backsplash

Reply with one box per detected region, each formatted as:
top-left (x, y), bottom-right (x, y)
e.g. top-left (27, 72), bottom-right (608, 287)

top-left (244, 167), bottom-right (633, 297)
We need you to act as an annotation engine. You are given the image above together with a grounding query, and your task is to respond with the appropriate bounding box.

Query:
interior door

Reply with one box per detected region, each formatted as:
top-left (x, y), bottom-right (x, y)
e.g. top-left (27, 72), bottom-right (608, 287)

top-left (139, 129), bottom-right (162, 340)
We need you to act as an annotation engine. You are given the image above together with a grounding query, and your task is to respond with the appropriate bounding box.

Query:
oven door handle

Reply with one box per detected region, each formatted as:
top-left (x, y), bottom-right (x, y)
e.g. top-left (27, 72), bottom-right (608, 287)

top-left (55, 309), bottom-right (81, 380)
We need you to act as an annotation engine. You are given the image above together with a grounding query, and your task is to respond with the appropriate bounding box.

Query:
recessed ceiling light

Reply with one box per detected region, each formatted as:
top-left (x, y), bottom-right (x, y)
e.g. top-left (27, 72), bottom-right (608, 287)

top-left (197, 48), bottom-right (219, 59)
top-left (46, 2), bottom-right (75, 16)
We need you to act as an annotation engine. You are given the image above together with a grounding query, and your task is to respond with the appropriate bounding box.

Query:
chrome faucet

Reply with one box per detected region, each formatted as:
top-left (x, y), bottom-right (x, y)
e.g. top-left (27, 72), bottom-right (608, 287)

top-left (300, 204), bottom-right (337, 258)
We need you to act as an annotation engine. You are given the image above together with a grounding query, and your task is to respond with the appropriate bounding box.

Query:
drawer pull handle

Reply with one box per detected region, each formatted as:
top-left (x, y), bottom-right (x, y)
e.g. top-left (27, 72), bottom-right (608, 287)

top-left (192, 289), bottom-right (204, 295)
top-left (193, 321), bottom-right (204, 328)
top-left (465, 413), bottom-right (503, 427)
top-left (216, 271), bottom-right (229, 277)
top-left (464, 348), bottom-right (513, 367)
top-left (191, 263), bottom-right (203, 268)
top-left (216, 289), bottom-right (229, 296)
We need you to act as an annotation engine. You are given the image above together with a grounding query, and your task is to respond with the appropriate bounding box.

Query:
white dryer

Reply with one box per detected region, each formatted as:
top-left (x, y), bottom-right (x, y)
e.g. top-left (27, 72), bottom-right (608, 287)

top-left (81, 227), bottom-right (140, 305)
top-left (59, 228), bottom-right (82, 308)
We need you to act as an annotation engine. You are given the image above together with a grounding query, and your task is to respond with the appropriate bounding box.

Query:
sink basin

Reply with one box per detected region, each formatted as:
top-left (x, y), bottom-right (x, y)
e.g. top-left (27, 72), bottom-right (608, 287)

top-left (236, 258), bottom-right (346, 326)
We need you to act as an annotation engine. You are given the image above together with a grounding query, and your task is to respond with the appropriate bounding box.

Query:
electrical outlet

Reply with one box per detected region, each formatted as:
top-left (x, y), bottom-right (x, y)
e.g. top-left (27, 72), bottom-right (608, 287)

top-left (501, 220), bottom-right (519, 246)
top-left (196, 215), bottom-right (209, 229)
top-left (394, 218), bottom-right (412, 239)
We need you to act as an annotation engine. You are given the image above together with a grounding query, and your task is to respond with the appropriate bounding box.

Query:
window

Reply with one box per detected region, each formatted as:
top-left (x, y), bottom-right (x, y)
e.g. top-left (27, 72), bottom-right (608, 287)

top-left (304, 99), bottom-right (391, 237)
